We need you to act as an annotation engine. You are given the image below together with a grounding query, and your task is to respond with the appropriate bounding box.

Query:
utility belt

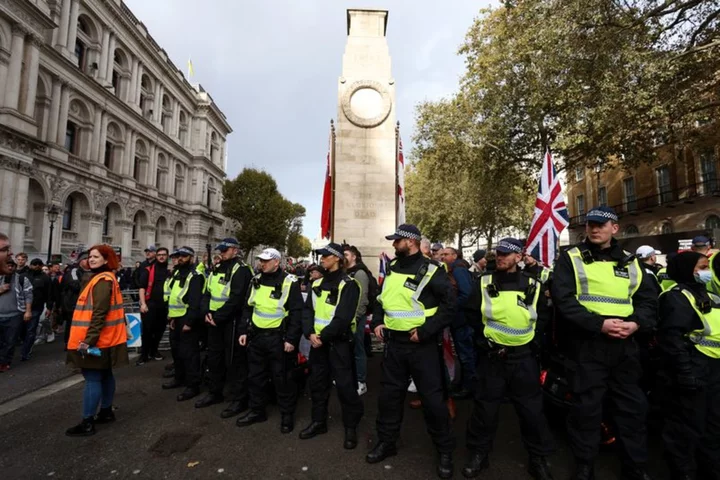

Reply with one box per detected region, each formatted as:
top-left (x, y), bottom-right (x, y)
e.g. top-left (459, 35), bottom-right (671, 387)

top-left (250, 325), bottom-right (285, 337)
top-left (481, 339), bottom-right (533, 359)
top-left (384, 329), bottom-right (434, 345)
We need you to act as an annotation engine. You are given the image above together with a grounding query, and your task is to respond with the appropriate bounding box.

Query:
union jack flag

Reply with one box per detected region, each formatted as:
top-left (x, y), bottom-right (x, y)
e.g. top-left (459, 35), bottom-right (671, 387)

top-left (525, 149), bottom-right (569, 267)
top-left (378, 252), bottom-right (391, 286)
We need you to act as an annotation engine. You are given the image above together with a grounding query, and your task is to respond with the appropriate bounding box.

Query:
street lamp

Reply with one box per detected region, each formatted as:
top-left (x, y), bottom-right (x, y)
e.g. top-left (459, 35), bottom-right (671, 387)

top-left (46, 205), bottom-right (60, 264)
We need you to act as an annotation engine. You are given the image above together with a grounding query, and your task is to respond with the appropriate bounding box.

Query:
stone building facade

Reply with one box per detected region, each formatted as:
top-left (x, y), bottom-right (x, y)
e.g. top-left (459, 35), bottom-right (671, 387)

top-left (0, 0), bottom-right (230, 263)
top-left (566, 122), bottom-right (720, 251)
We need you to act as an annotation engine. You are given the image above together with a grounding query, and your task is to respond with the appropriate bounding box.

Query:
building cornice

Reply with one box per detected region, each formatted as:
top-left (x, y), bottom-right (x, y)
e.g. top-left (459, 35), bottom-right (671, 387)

top-left (0, 0), bottom-right (56, 37)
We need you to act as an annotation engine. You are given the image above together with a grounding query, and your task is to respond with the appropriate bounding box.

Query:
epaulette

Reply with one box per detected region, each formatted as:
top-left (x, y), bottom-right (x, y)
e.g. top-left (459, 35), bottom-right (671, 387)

top-left (286, 274), bottom-right (298, 282)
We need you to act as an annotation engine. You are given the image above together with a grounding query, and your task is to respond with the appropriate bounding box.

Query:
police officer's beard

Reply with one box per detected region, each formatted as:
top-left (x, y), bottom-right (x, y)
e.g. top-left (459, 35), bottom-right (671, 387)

top-left (394, 249), bottom-right (407, 258)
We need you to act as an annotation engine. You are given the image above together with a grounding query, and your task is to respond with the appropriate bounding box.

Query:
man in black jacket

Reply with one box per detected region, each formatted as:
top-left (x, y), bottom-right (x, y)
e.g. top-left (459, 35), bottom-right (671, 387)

top-left (137, 247), bottom-right (170, 365)
top-left (59, 253), bottom-right (92, 347)
top-left (196, 238), bottom-right (254, 418)
top-left (300, 242), bottom-right (363, 449)
top-left (21, 258), bottom-right (53, 361)
top-left (368, 224), bottom-right (456, 479)
top-left (162, 247), bottom-right (206, 402)
top-left (237, 248), bottom-right (303, 433)
top-left (551, 206), bottom-right (657, 480)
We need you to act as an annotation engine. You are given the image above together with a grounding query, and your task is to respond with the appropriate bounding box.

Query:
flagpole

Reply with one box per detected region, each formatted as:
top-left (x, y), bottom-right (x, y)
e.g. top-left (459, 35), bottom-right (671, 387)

top-left (395, 121), bottom-right (400, 227)
top-left (330, 119), bottom-right (336, 242)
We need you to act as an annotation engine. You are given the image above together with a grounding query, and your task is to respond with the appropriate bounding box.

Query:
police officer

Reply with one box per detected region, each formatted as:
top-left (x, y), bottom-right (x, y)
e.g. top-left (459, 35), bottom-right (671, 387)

top-left (368, 224), bottom-right (456, 479)
top-left (463, 238), bottom-right (555, 479)
top-left (300, 242), bottom-right (363, 449)
top-left (551, 206), bottom-right (657, 480)
top-left (196, 238), bottom-right (253, 418)
top-left (162, 247), bottom-right (206, 401)
top-left (657, 251), bottom-right (720, 480)
top-left (237, 248), bottom-right (303, 433)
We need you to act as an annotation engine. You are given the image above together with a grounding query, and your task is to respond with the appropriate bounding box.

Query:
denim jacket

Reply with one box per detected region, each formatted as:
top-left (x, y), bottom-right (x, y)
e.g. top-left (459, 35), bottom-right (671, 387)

top-left (0, 273), bottom-right (33, 313)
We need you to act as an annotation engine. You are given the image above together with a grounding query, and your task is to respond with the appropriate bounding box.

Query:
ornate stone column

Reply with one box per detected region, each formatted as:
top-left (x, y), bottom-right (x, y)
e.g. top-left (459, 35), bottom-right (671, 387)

top-left (55, 83), bottom-right (71, 145)
top-left (56, 0), bottom-right (71, 51)
top-left (66, 0), bottom-right (80, 59)
top-left (47, 79), bottom-right (62, 145)
top-left (91, 108), bottom-right (103, 161)
top-left (98, 28), bottom-right (110, 82)
top-left (3, 26), bottom-right (26, 111)
top-left (21, 36), bottom-right (42, 117)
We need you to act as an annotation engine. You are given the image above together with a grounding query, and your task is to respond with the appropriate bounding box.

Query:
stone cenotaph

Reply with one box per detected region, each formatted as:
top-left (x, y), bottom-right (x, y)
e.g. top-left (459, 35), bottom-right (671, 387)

top-left (332, 9), bottom-right (397, 272)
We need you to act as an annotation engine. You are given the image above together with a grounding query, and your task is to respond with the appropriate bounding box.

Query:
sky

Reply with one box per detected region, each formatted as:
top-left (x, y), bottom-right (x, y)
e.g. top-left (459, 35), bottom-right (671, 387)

top-left (124, 0), bottom-right (495, 238)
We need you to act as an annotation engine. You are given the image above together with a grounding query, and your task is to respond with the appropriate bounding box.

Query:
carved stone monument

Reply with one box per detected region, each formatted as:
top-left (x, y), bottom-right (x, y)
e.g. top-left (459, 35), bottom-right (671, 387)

top-left (333, 9), bottom-right (396, 272)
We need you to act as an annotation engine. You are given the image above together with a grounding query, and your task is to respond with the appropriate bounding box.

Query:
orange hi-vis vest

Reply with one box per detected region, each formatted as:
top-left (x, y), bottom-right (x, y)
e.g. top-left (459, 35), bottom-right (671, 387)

top-left (68, 272), bottom-right (127, 350)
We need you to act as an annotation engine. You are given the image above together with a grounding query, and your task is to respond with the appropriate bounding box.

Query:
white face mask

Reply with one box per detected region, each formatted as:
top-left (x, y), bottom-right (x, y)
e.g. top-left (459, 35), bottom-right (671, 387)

top-left (518, 262), bottom-right (526, 269)
top-left (695, 269), bottom-right (713, 284)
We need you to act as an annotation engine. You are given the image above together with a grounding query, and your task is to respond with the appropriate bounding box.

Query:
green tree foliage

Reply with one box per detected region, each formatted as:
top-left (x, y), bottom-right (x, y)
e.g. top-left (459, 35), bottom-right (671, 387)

top-left (286, 231), bottom-right (312, 258)
top-left (222, 168), bottom-right (306, 256)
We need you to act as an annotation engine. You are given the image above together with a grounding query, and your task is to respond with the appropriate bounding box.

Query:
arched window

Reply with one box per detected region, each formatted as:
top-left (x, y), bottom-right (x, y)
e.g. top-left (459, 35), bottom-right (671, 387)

top-left (74, 39), bottom-right (86, 70)
top-left (102, 205), bottom-right (110, 236)
top-left (62, 197), bottom-right (74, 231)
top-left (706, 215), bottom-right (720, 230)
top-left (624, 225), bottom-right (639, 237)
top-left (65, 122), bottom-right (78, 154)
top-left (661, 222), bottom-right (673, 235)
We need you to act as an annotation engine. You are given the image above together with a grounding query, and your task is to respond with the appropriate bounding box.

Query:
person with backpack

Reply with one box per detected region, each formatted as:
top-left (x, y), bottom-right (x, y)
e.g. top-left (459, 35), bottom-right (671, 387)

top-left (344, 245), bottom-right (377, 396)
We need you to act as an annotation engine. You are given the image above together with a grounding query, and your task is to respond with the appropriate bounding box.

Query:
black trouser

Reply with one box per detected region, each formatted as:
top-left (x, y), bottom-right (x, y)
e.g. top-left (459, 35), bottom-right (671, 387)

top-left (140, 304), bottom-right (168, 360)
top-left (169, 316), bottom-right (202, 388)
top-left (206, 319), bottom-right (248, 401)
top-left (376, 336), bottom-right (455, 453)
top-left (567, 337), bottom-right (648, 465)
top-left (247, 332), bottom-right (297, 414)
top-left (309, 339), bottom-right (363, 427)
top-left (662, 357), bottom-right (720, 479)
top-left (466, 345), bottom-right (555, 456)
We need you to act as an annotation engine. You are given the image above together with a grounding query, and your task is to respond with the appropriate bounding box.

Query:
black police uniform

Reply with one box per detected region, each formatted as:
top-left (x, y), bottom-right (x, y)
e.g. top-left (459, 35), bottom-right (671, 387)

top-left (301, 268), bottom-right (364, 443)
top-left (551, 238), bottom-right (657, 476)
top-left (137, 260), bottom-right (170, 362)
top-left (165, 262), bottom-right (205, 398)
top-left (241, 268), bottom-right (303, 423)
top-left (198, 257), bottom-right (253, 414)
top-left (370, 251), bottom-right (456, 458)
top-left (464, 269), bottom-right (555, 477)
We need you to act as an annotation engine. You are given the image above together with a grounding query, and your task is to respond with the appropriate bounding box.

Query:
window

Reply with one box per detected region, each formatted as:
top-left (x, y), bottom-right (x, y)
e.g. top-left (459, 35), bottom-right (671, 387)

top-left (707, 215), bottom-right (720, 230)
top-left (156, 170), bottom-right (162, 191)
top-left (625, 224), bottom-right (639, 236)
top-left (112, 71), bottom-right (120, 96)
top-left (102, 206), bottom-right (110, 236)
top-left (598, 186), bottom-right (607, 207)
top-left (62, 197), bottom-right (73, 231)
top-left (700, 150), bottom-right (718, 193)
top-left (661, 222), bottom-right (673, 234)
top-left (65, 122), bottom-right (77, 154)
top-left (623, 177), bottom-right (637, 211)
top-left (576, 194), bottom-right (585, 220)
top-left (575, 165), bottom-right (585, 181)
top-left (657, 165), bottom-right (672, 204)
top-left (104, 142), bottom-right (114, 169)
top-left (74, 40), bottom-right (86, 69)
top-left (133, 157), bottom-right (141, 182)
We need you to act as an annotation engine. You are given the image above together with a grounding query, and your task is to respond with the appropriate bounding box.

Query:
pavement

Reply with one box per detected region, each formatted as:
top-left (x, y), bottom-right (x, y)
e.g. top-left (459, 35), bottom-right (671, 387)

top-left (0, 348), bottom-right (672, 480)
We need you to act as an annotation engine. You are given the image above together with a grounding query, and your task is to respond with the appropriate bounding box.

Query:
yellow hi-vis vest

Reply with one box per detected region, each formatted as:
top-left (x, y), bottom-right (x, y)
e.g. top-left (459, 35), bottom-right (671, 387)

top-left (247, 273), bottom-right (297, 329)
top-left (668, 288), bottom-right (720, 359)
top-left (567, 247), bottom-right (641, 318)
top-left (206, 261), bottom-right (251, 312)
top-left (379, 261), bottom-right (439, 331)
top-left (311, 276), bottom-right (359, 335)
top-left (709, 252), bottom-right (720, 296)
top-left (656, 267), bottom-right (677, 293)
top-left (480, 274), bottom-right (541, 346)
top-left (166, 268), bottom-right (206, 318)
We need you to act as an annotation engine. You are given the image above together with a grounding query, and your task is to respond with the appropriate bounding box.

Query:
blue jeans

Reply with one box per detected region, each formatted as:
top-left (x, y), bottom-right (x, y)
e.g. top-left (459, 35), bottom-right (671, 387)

top-left (451, 324), bottom-right (477, 390)
top-left (20, 308), bottom-right (43, 360)
top-left (353, 316), bottom-right (367, 383)
top-left (0, 314), bottom-right (23, 365)
top-left (82, 368), bottom-right (116, 419)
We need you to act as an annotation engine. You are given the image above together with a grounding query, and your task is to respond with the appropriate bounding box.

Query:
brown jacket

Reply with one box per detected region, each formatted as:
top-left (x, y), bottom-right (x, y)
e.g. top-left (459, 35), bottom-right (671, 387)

top-left (66, 275), bottom-right (129, 370)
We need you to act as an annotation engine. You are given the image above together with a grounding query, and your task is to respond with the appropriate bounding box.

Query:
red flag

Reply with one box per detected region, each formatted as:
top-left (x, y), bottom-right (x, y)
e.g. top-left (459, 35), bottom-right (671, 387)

top-left (320, 131), bottom-right (332, 239)
top-left (397, 135), bottom-right (406, 225)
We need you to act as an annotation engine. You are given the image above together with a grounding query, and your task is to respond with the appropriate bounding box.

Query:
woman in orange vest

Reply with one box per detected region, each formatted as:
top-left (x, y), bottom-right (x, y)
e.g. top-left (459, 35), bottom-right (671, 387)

top-left (66, 245), bottom-right (129, 437)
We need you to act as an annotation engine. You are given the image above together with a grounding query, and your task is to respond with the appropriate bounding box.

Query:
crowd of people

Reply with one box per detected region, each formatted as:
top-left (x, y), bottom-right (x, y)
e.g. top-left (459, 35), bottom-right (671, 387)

top-left (0, 204), bottom-right (718, 480)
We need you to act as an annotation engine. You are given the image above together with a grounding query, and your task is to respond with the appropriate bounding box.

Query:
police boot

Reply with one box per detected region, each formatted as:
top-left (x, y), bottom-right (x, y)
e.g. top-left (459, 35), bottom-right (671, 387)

top-left (220, 400), bottom-right (248, 419)
top-left (299, 421), bottom-right (328, 439)
top-left (528, 455), bottom-right (554, 480)
top-left (437, 452), bottom-right (454, 479)
top-left (194, 392), bottom-right (224, 409)
top-left (65, 417), bottom-right (96, 437)
top-left (236, 410), bottom-right (267, 427)
top-left (94, 407), bottom-right (116, 424)
top-left (462, 451), bottom-right (489, 478)
top-left (162, 379), bottom-right (183, 390)
top-left (280, 414), bottom-right (294, 434)
top-left (571, 462), bottom-right (595, 480)
top-left (366, 442), bottom-right (397, 464)
top-left (343, 428), bottom-right (358, 449)
top-left (621, 465), bottom-right (654, 480)
top-left (177, 387), bottom-right (200, 402)
top-left (161, 369), bottom-right (175, 379)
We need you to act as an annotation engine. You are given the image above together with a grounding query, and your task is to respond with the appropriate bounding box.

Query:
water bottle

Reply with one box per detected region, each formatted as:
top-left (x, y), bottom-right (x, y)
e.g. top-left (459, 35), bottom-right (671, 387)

top-left (87, 347), bottom-right (102, 357)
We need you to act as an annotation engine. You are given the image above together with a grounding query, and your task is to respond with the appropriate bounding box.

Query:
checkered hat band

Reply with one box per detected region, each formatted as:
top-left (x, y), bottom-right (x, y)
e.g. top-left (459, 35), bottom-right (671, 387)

top-left (397, 230), bottom-right (421, 241)
top-left (587, 210), bottom-right (618, 221)
top-left (325, 246), bottom-right (342, 257)
top-left (497, 241), bottom-right (522, 253)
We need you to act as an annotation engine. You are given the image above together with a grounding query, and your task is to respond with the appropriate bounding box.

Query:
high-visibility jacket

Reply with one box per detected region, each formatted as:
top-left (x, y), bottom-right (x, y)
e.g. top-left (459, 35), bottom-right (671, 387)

top-left (709, 252), bottom-right (720, 296)
top-left (567, 246), bottom-right (641, 318)
top-left (480, 273), bottom-right (541, 346)
top-left (311, 276), bottom-right (358, 335)
top-left (666, 288), bottom-right (720, 359)
top-left (247, 273), bottom-right (297, 329)
top-left (379, 260), bottom-right (439, 331)
top-left (68, 272), bottom-right (127, 350)
top-left (656, 267), bottom-right (677, 292)
top-left (206, 260), bottom-right (251, 312)
top-left (166, 267), bottom-right (206, 318)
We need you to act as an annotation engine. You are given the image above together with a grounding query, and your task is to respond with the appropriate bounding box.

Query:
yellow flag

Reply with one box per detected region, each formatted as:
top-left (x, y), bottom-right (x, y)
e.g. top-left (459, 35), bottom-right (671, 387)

top-left (187, 58), bottom-right (195, 78)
